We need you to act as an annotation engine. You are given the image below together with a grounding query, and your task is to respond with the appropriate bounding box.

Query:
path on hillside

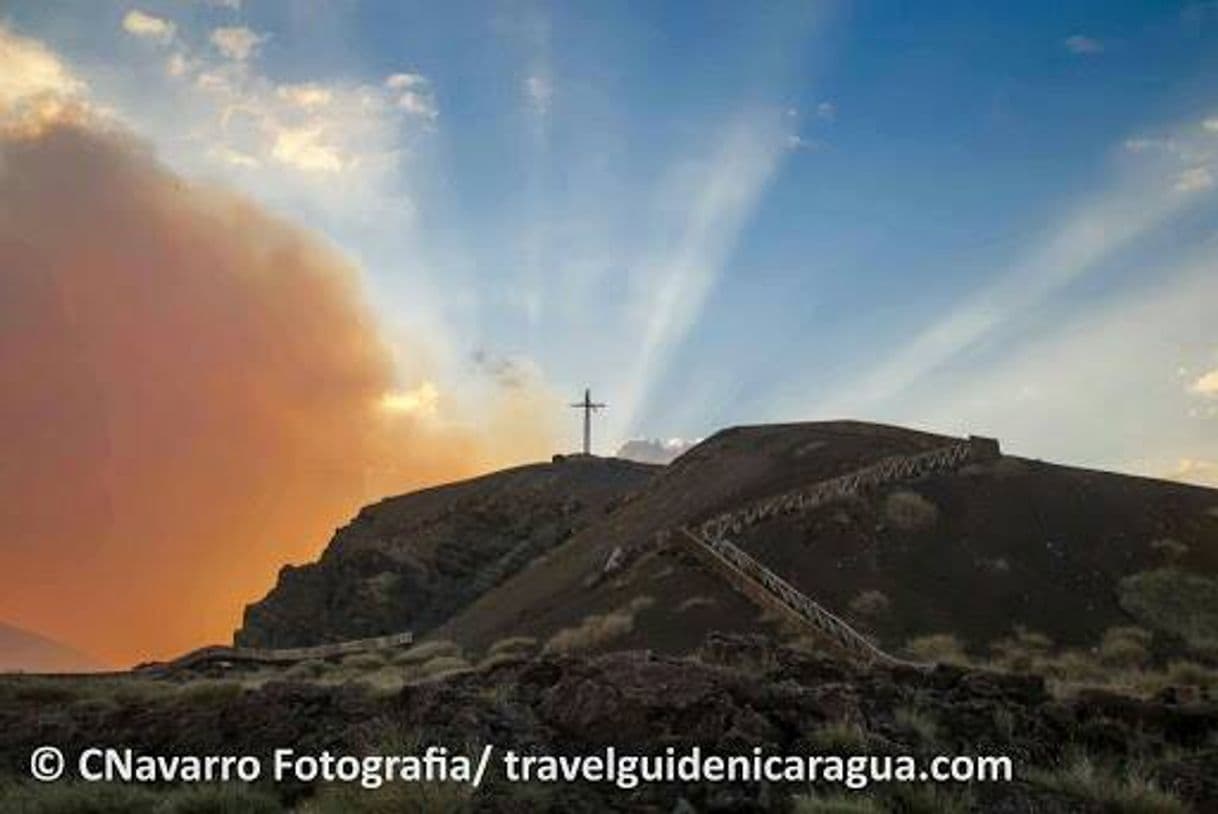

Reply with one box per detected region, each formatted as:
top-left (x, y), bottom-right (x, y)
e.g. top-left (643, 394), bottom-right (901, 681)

top-left (675, 436), bottom-right (1001, 666)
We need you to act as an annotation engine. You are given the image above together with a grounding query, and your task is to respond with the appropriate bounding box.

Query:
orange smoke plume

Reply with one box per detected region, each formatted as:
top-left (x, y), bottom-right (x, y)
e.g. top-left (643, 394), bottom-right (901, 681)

top-left (0, 113), bottom-right (557, 666)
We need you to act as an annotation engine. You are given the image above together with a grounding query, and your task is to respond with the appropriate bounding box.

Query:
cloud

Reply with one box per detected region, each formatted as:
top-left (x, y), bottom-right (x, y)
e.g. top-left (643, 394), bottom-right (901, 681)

top-left (809, 115), bottom-right (1218, 420)
top-left (276, 82), bottom-right (333, 109)
top-left (1191, 369), bottom-right (1218, 396)
top-left (1064, 34), bottom-right (1103, 54)
top-left (0, 24), bottom-right (85, 112)
top-left (385, 73), bottom-right (437, 119)
top-left (1167, 459), bottom-right (1218, 487)
top-left (210, 26), bottom-right (265, 61)
top-left (122, 10), bottom-right (176, 44)
top-left (271, 124), bottom-right (344, 172)
top-left (0, 42), bottom-right (558, 664)
top-left (816, 101), bottom-right (835, 121)
top-left (787, 133), bottom-right (819, 151)
top-left (1205, 117), bottom-right (1218, 132)
top-left (1175, 166), bottom-right (1215, 192)
top-left (616, 438), bottom-right (700, 465)
top-left (524, 74), bottom-right (553, 116)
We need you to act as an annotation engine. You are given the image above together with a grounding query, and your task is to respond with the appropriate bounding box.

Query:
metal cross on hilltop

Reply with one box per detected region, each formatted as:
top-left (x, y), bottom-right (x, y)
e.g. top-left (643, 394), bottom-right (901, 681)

top-left (569, 388), bottom-right (605, 455)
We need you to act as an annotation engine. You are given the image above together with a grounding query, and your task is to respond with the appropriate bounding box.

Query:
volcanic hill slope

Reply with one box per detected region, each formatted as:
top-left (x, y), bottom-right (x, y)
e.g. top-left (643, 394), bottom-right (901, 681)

top-left (238, 420), bottom-right (1218, 667)
top-left (237, 457), bottom-right (658, 648)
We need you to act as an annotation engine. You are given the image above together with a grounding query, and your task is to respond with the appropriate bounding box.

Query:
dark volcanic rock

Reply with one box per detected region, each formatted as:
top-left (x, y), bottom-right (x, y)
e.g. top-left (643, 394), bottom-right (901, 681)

top-left (235, 457), bottom-right (657, 647)
top-left (2, 635), bottom-right (1216, 812)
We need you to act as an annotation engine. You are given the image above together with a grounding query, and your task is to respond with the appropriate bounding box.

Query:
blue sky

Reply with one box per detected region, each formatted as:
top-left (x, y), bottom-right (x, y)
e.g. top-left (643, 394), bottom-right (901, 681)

top-left (6, 0), bottom-right (1218, 483)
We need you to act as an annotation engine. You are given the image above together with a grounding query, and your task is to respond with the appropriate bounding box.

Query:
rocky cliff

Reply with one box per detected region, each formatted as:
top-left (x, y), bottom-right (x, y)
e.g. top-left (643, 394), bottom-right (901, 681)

top-left (235, 456), bottom-right (658, 647)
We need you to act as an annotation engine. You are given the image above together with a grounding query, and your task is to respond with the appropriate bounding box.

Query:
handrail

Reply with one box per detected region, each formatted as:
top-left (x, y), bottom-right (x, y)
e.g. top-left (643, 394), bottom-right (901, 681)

top-left (139, 630), bottom-right (415, 673)
top-left (671, 436), bottom-right (1001, 667)
top-left (696, 437), bottom-right (996, 542)
top-left (679, 527), bottom-right (927, 668)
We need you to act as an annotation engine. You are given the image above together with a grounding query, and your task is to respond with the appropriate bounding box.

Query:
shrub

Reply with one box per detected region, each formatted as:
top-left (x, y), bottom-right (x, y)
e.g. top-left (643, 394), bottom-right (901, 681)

top-left (176, 680), bottom-right (245, 705)
top-left (1031, 755), bottom-right (1187, 813)
top-left (905, 634), bottom-right (968, 665)
top-left (284, 659), bottom-right (329, 680)
top-left (848, 590), bottom-right (890, 618)
top-left (543, 597), bottom-right (654, 655)
top-left (486, 636), bottom-right (538, 657)
top-left (1041, 650), bottom-right (1106, 684)
top-left (808, 719), bottom-right (870, 753)
top-left (342, 652), bottom-right (387, 671)
top-left (416, 655), bottom-right (471, 679)
top-left (161, 784), bottom-right (284, 813)
top-left (1165, 660), bottom-right (1218, 690)
top-left (791, 793), bottom-right (883, 813)
top-left (991, 626), bottom-right (1053, 672)
top-left (883, 490), bottom-right (939, 531)
top-left (1150, 538), bottom-right (1189, 564)
top-left (677, 596), bottom-right (715, 613)
top-left (1118, 568), bottom-right (1218, 649)
top-left (1099, 627), bottom-right (1152, 668)
top-left (393, 640), bottom-right (462, 666)
top-left (894, 705), bottom-right (939, 745)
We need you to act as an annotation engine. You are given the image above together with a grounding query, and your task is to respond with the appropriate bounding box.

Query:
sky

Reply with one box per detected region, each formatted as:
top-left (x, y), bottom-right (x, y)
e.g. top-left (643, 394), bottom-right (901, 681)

top-left (2, 1), bottom-right (1218, 662)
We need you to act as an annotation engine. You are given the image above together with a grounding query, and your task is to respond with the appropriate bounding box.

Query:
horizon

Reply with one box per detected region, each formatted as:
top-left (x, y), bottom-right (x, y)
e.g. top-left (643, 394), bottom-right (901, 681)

top-left (2, 0), bottom-right (1217, 664)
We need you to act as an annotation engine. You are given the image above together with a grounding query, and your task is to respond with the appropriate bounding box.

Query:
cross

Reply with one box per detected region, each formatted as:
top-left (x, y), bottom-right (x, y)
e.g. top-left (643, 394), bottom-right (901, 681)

top-left (569, 388), bottom-right (605, 455)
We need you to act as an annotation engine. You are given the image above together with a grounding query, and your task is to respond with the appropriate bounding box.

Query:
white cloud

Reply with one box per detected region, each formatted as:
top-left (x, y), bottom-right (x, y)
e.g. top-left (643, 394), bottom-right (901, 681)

top-left (0, 23), bottom-right (84, 114)
top-left (1064, 34), bottom-right (1103, 54)
top-left (807, 116), bottom-right (1218, 420)
top-left (1192, 369), bottom-right (1218, 396)
top-left (208, 143), bottom-right (259, 168)
top-left (616, 437), bottom-right (700, 465)
top-left (816, 101), bottom-right (835, 121)
top-left (1175, 166), bottom-right (1215, 192)
top-left (1167, 459), bottom-right (1218, 487)
top-left (787, 133), bottom-right (819, 151)
top-left (276, 83), bottom-right (333, 109)
top-left (384, 73), bottom-right (436, 119)
top-left (1202, 117), bottom-right (1218, 132)
top-left (271, 125), bottom-right (344, 173)
top-left (210, 26), bottom-right (265, 61)
top-left (524, 74), bottom-right (552, 116)
top-left (122, 10), bottom-right (176, 44)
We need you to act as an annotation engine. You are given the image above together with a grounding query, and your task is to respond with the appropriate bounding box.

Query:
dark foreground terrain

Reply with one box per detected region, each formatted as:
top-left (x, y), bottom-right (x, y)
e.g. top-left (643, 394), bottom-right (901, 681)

top-left (5, 421), bottom-right (1218, 811)
top-left (1, 633), bottom-right (1215, 812)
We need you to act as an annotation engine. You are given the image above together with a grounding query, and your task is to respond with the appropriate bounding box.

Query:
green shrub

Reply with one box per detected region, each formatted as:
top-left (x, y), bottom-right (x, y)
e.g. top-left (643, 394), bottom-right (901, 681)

top-left (883, 490), bottom-right (939, 531)
top-left (416, 655), bottom-right (471, 679)
top-left (342, 652), bottom-right (387, 671)
top-left (1118, 568), bottom-right (1218, 649)
top-left (284, 659), bottom-right (329, 680)
top-left (1099, 627), bottom-right (1152, 668)
top-left (1165, 660), bottom-right (1218, 690)
top-left (808, 719), bottom-right (870, 753)
top-left (791, 793), bottom-right (883, 813)
top-left (904, 634), bottom-right (968, 665)
top-left (894, 705), bottom-right (939, 745)
top-left (176, 680), bottom-right (245, 705)
top-left (393, 640), bottom-right (461, 666)
top-left (847, 590), bottom-right (890, 618)
top-left (486, 636), bottom-right (538, 657)
top-left (1031, 755), bottom-right (1187, 813)
top-left (543, 597), bottom-right (654, 655)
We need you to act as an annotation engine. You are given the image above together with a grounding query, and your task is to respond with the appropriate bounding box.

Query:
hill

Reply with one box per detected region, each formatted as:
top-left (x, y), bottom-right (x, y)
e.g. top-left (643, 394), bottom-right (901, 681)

top-left (0, 622), bottom-right (105, 674)
top-left (235, 456), bottom-right (658, 647)
top-left (237, 420), bottom-right (1218, 672)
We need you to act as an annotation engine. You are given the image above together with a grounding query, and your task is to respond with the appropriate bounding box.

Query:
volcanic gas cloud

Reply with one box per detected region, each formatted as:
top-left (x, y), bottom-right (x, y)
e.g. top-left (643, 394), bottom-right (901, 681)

top-left (0, 32), bottom-right (557, 666)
